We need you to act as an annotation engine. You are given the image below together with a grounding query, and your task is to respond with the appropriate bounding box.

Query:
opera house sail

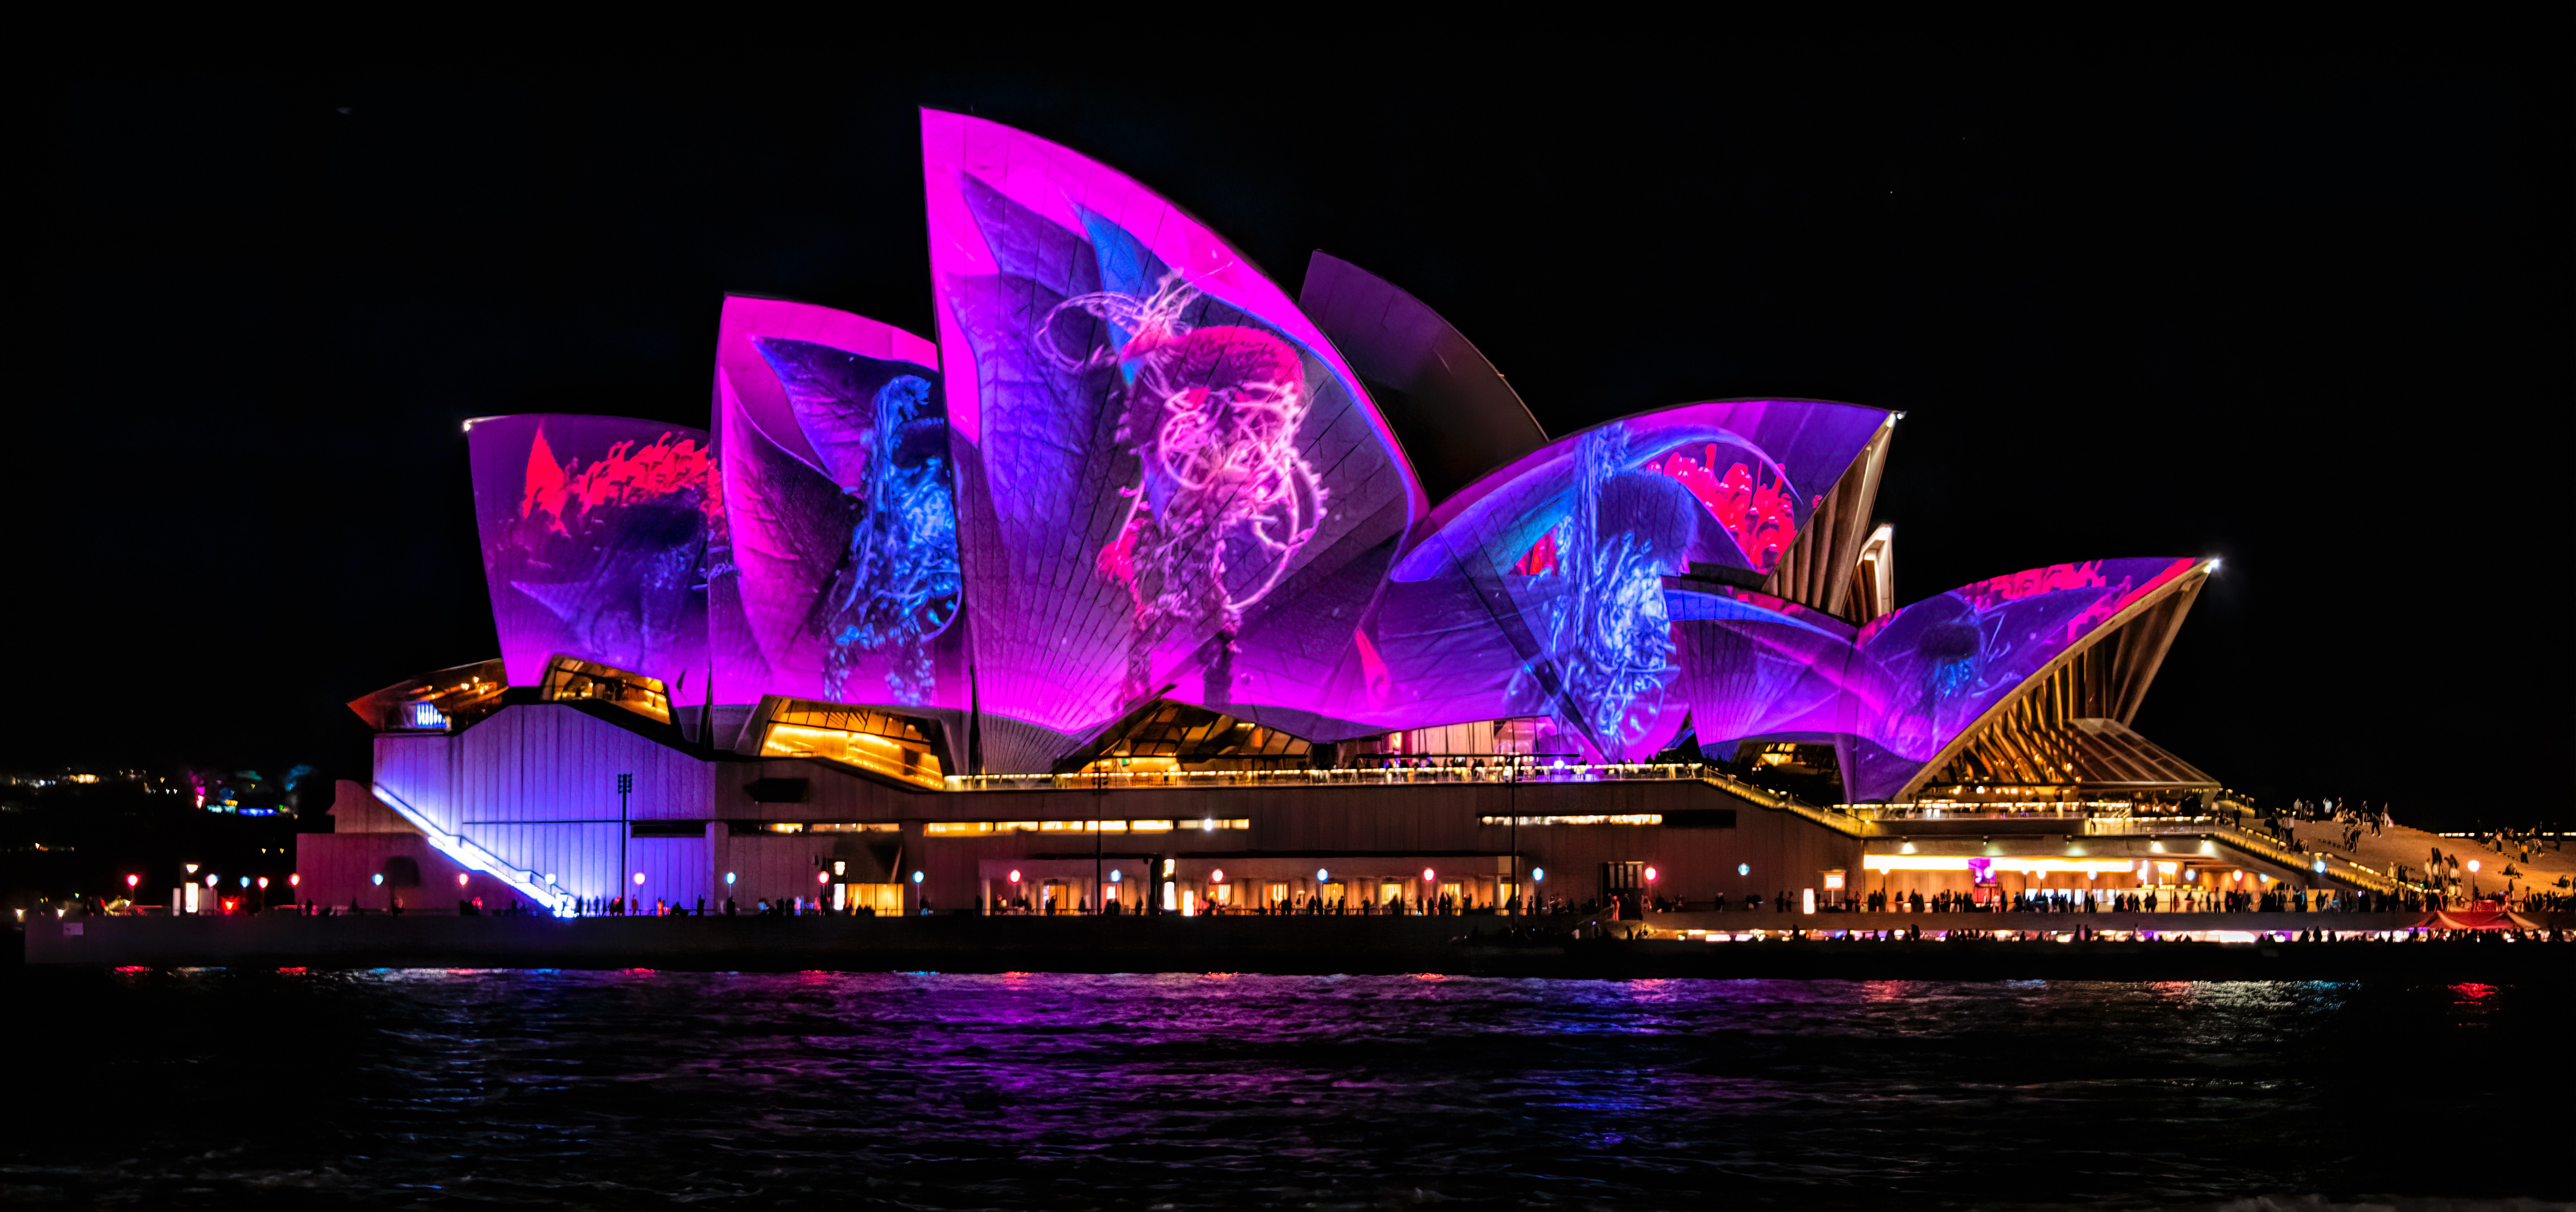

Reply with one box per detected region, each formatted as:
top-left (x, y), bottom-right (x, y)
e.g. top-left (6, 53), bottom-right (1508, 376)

top-left (313, 112), bottom-right (2223, 919)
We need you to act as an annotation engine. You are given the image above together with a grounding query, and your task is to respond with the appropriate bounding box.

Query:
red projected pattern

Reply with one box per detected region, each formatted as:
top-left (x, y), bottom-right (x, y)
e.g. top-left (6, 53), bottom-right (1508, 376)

top-left (521, 425), bottom-right (711, 535)
top-left (1645, 444), bottom-right (1798, 574)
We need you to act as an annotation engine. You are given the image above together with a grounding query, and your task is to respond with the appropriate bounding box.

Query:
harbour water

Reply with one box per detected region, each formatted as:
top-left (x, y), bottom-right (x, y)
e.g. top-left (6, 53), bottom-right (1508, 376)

top-left (0, 967), bottom-right (2560, 1208)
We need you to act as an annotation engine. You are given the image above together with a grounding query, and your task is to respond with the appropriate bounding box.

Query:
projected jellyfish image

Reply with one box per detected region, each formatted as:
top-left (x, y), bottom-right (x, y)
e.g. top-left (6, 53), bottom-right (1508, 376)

top-left (1044, 276), bottom-right (1330, 701)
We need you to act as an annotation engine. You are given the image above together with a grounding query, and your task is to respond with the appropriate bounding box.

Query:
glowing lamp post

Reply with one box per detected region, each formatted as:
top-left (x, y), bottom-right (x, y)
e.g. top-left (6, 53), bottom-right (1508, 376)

top-left (910, 869), bottom-right (924, 917)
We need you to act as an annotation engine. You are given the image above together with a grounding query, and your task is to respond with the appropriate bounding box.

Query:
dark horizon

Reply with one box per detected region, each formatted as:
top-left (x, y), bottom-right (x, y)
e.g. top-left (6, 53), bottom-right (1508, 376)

top-left (22, 32), bottom-right (2572, 828)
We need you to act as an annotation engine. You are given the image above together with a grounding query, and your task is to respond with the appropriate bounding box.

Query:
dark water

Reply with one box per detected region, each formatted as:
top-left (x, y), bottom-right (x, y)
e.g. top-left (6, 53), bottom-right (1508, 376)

top-left (0, 967), bottom-right (2563, 1209)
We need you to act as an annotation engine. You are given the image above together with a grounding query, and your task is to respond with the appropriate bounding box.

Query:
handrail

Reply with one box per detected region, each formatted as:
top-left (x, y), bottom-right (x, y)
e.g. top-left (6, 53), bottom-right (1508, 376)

top-left (946, 761), bottom-right (1708, 792)
top-left (1699, 773), bottom-right (1872, 838)
top-left (372, 783), bottom-right (577, 915)
top-left (2079, 817), bottom-right (2404, 895)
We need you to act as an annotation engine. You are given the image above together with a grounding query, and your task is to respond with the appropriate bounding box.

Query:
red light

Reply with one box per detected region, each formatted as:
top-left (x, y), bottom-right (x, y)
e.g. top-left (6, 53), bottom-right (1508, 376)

top-left (458, 874), bottom-right (470, 887)
top-left (125, 874), bottom-right (138, 889)
top-left (1422, 868), bottom-right (1435, 882)
top-left (1008, 869), bottom-right (1021, 883)
top-left (289, 873), bottom-right (300, 887)
top-left (817, 871), bottom-right (830, 885)
top-left (1644, 866), bottom-right (1659, 882)
top-left (1209, 869), bottom-right (1226, 884)
top-left (257, 877), bottom-right (269, 889)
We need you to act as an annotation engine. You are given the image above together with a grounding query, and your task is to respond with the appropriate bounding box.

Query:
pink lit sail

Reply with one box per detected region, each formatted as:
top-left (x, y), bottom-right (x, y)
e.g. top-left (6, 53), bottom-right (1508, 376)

top-left (923, 109), bottom-right (1422, 765)
top-left (467, 413), bottom-right (712, 691)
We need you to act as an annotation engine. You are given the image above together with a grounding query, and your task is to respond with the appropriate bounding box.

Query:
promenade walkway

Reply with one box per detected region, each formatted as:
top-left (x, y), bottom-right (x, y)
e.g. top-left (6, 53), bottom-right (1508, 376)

top-left (2284, 818), bottom-right (2574, 903)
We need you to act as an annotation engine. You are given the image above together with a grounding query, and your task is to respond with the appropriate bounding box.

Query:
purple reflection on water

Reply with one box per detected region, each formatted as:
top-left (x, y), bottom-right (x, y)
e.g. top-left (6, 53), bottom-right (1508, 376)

top-left (5, 970), bottom-right (2559, 1207)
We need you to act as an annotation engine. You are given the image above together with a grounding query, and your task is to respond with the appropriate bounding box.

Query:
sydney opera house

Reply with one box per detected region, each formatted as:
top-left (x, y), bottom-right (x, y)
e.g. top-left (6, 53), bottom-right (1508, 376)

top-left (299, 112), bottom-right (2236, 919)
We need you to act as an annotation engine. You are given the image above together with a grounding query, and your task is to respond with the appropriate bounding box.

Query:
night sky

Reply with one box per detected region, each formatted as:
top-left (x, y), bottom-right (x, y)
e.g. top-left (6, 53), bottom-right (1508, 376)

top-left (24, 30), bottom-right (2570, 829)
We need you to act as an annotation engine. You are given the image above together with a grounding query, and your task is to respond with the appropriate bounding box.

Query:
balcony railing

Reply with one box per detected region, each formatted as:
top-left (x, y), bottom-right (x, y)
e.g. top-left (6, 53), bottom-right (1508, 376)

top-left (945, 760), bottom-right (1710, 793)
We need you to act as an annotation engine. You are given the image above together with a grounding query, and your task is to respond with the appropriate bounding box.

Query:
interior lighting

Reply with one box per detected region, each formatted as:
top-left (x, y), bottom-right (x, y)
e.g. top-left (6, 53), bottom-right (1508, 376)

top-left (1865, 856), bottom-right (2134, 874)
top-left (1899, 840), bottom-right (1916, 854)
top-left (1210, 869), bottom-right (1226, 884)
top-left (185, 864), bottom-right (198, 875)
top-left (2313, 859), bottom-right (2328, 874)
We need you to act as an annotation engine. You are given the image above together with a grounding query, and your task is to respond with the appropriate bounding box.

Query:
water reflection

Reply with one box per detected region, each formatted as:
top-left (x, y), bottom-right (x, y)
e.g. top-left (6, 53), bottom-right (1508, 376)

top-left (0, 971), bottom-right (2559, 1208)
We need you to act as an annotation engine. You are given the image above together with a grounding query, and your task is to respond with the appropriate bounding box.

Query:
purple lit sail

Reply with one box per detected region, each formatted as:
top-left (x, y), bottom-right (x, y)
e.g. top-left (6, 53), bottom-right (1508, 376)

top-left (1668, 555), bottom-right (2203, 799)
top-left (923, 109), bottom-right (1423, 763)
top-left (1313, 402), bottom-right (1887, 761)
top-left (466, 413), bottom-right (712, 691)
top-left (711, 296), bottom-right (961, 710)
